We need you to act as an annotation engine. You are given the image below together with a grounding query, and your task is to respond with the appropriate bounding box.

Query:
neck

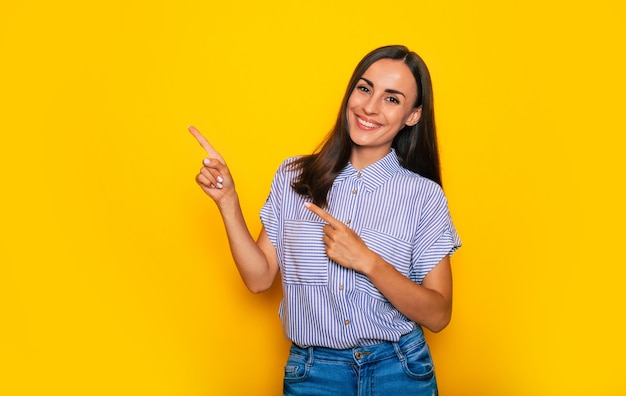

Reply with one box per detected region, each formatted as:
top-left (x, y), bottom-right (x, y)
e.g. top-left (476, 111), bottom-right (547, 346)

top-left (349, 146), bottom-right (391, 170)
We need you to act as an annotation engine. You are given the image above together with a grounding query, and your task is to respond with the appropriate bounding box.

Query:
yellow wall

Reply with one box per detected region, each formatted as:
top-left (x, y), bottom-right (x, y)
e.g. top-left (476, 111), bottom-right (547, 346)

top-left (2, 1), bottom-right (625, 395)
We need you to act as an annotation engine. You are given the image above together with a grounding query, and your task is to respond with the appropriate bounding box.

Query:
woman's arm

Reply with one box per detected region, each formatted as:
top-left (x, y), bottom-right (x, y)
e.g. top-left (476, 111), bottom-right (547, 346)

top-left (190, 126), bottom-right (279, 293)
top-left (304, 201), bottom-right (452, 333)
top-left (213, 191), bottom-right (279, 293)
top-left (362, 254), bottom-right (452, 333)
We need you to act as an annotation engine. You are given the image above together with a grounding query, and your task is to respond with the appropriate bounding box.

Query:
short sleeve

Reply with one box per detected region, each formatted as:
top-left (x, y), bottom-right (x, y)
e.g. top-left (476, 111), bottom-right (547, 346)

top-left (409, 185), bottom-right (462, 284)
top-left (260, 158), bottom-right (295, 249)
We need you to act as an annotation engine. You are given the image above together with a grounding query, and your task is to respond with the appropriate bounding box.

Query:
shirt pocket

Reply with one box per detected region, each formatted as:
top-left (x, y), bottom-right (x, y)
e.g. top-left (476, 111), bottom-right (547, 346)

top-left (283, 219), bottom-right (328, 285)
top-left (355, 228), bottom-right (413, 301)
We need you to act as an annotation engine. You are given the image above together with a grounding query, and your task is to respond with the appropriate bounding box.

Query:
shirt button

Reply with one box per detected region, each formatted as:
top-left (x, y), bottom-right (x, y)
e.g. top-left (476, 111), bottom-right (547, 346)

top-left (357, 171), bottom-right (362, 178)
top-left (351, 189), bottom-right (357, 194)
top-left (344, 319), bottom-right (350, 325)
top-left (346, 219), bottom-right (351, 225)
top-left (338, 285), bottom-right (344, 291)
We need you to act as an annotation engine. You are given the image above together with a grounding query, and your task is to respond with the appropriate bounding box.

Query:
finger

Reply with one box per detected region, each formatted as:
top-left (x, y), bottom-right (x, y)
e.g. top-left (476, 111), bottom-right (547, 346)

top-left (199, 167), bottom-right (224, 189)
top-left (322, 226), bottom-right (335, 242)
top-left (196, 172), bottom-right (213, 188)
top-left (304, 202), bottom-right (343, 229)
top-left (201, 160), bottom-right (225, 184)
top-left (202, 157), bottom-right (227, 177)
top-left (188, 125), bottom-right (225, 164)
top-left (197, 176), bottom-right (220, 190)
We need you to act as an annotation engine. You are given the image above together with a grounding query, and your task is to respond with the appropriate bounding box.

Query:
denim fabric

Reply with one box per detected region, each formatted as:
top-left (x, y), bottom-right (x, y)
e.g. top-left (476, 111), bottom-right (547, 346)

top-left (283, 327), bottom-right (438, 396)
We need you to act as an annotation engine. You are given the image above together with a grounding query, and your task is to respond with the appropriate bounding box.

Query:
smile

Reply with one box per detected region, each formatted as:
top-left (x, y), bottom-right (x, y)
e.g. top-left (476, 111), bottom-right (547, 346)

top-left (356, 115), bottom-right (382, 129)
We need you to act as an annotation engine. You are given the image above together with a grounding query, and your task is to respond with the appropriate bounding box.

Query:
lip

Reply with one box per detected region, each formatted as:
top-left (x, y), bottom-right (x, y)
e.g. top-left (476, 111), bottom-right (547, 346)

top-left (354, 114), bottom-right (382, 130)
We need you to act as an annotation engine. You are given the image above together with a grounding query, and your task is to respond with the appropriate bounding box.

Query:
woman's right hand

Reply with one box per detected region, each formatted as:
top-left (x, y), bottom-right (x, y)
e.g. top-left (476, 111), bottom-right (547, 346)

top-left (189, 126), bottom-right (279, 293)
top-left (188, 125), bottom-right (237, 207)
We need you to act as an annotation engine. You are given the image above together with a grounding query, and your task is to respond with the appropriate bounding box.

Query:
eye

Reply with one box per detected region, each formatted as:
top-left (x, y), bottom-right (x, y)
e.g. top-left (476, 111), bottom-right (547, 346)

top-left (356, 85), bottom-right (371, 94)
top-left (386, 96), bottom-right (400, 104)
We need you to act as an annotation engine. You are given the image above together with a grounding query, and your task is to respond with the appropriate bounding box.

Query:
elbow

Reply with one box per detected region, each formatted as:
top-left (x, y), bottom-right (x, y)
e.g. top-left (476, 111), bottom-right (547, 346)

top-left (244, 279), bottom-right (274, 294)
top-left (426, 317), bottom-right (450, 333)
top-left (248, 285), bottom-right (270, 294)
top-left (246, 285), bottom-right (269, 294)
top-left (424, 310), bottom-right (452, 333)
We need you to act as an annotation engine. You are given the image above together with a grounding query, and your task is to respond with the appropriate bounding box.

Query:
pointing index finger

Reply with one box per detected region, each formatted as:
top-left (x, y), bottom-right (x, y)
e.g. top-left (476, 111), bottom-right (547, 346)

top-left (304, 202), bottom-right (342, 228)
top-left (188, 125), bottom-right (225, 164)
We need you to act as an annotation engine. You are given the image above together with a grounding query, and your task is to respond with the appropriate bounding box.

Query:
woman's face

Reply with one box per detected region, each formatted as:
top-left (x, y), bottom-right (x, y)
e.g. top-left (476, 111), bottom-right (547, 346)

top-left (346, 58), bottom-right (422, 158)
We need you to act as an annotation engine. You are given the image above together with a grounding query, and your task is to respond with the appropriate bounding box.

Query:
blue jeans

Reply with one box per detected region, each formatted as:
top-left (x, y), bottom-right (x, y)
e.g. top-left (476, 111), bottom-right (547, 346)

top-left (283, 327), bottom-right (438, 396)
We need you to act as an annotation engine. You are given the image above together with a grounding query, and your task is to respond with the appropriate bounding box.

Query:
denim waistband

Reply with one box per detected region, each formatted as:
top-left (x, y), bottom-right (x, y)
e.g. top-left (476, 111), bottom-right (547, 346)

top-left (291, 327), bottom-right (426, 365)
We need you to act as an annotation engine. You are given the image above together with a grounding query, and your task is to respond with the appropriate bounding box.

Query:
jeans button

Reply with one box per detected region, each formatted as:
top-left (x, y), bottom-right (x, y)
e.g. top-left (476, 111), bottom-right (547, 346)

top-left (355, 351), bottom-right (363, 359)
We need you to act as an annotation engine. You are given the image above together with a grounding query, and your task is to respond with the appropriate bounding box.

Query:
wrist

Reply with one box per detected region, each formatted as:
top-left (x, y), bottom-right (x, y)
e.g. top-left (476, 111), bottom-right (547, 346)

top-left (216, 191), bottom-right (240, 212)
top-left (360, 251), bottom-right (385, 276)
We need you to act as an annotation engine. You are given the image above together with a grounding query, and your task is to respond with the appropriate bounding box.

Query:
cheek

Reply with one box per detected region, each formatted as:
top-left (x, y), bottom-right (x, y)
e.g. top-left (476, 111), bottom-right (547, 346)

top-left (386, 109), bottom-right (409, 125)
top-left (397, 107), bottom-right (418, 125)
top-left (346, 94), bottom-right (360, 110)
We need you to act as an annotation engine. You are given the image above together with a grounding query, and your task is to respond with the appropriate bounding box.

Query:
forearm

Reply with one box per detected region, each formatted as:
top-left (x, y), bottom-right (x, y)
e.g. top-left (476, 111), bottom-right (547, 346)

top-left (363, 254), bottom-right (452, 333)
top-left (302, 202), bottom-right (453, 332)
top-left (189, 127), bottom-right (278, 293)
top-left (217, 194), bottom-right (277, 293)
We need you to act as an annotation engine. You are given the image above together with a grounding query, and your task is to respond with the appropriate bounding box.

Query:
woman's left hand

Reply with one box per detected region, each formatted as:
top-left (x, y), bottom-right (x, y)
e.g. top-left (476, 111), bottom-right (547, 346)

top-left (304, 202), bottom-right (376, 274)
top-left (305, 202), bottom-right (453, 332)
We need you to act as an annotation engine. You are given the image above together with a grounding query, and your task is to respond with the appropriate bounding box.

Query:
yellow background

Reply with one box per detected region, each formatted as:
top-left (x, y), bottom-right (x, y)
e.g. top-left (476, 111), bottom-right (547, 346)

top-left (1, 1), bottom-right (625, 395)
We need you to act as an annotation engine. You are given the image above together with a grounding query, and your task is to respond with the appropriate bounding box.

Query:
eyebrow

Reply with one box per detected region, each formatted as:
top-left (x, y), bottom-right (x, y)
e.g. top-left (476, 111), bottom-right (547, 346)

top-left (359, 77), bottom-right (406, 98)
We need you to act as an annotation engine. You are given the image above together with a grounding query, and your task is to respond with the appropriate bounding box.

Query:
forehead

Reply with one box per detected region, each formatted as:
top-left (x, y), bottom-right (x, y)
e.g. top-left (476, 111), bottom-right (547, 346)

top-left (360, 58), bottom-right (418, 95)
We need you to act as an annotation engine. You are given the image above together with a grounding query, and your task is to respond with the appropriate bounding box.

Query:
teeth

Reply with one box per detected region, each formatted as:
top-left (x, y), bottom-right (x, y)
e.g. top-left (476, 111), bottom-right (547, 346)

top-left (357, 117), bottom-right (380, 128)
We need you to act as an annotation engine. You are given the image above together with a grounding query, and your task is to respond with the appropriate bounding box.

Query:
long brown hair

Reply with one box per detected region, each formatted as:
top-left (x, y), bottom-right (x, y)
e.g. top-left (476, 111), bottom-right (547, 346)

top-left (291, 45), bottom-right (441, 207)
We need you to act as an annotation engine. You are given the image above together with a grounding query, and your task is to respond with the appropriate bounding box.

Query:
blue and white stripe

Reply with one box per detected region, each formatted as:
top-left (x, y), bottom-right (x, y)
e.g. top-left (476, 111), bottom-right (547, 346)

top-left (260, 150), bottom-right (461, 349)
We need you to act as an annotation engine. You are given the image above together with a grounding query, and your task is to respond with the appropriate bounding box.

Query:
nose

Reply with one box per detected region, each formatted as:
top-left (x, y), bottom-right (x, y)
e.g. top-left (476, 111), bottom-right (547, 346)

top-left (362, 96), bottom-right (379, 115)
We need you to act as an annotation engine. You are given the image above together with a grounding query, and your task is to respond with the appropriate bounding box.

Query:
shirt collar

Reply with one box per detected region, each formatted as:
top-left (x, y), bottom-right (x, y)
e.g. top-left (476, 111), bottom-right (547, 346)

top-left (334, 149), bottom-right (403, 192)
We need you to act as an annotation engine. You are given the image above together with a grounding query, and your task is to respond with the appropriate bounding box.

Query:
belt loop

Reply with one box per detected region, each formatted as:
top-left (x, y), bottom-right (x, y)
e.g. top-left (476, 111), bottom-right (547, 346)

top-left (307, 346), bottom-right (315, 365)
top-left (392, 341), bottom-right (405, 362)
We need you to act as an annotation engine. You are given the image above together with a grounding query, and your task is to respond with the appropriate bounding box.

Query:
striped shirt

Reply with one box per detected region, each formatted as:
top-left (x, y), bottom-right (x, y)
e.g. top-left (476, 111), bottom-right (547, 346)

top-left (260, 149), bottom-right (461, 349)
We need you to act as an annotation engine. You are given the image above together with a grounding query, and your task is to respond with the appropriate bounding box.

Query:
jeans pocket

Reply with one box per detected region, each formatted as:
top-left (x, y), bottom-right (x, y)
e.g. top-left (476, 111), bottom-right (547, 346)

top-left (400, 340), bottom-right (435, 380)
top-left (284, 348), bottom-right (311, 382)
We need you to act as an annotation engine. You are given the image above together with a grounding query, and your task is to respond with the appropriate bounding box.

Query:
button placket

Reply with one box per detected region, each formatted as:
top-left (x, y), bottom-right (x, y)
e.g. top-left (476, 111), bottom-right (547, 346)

top-left (345, 171), bottom-right (362, 228)
top-left (332, 168), bottom-right (363, 336)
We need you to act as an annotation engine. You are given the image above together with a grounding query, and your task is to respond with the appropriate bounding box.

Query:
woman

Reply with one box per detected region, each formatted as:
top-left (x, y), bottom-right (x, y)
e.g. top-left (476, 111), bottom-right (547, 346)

top-left (191, 45), bottom-right (461, 395)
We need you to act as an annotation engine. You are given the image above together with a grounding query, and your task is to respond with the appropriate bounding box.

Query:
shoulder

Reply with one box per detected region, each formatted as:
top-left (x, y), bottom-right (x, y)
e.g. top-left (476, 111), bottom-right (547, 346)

top-left (271, 156), bottom-right (304, 184)
top-left (276, 156), bottom-right (303, 171)
top-left (396, 168), bottom-right (444, 194)
top-left (392, 169), bottom-right (450, 216)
